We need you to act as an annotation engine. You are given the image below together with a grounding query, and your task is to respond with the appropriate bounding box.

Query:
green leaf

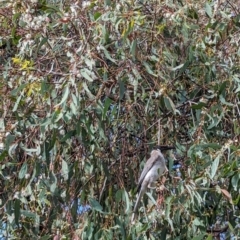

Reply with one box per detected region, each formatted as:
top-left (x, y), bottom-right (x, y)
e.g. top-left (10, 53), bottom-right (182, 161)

top-left (14, 199), bottom-right (21, 226)
top-left (71, 93), bottom-right (78, 106)
top-left (89, 197), bottom-right (103, 212)
top-left (210, 155), bottom-right (220, 179)
top-left (191, 102), bottom-right (207, 109)
top-left (130, 39), bottom-right (137, 60)
top-left (228, 221), bottom-right (234, 232)
top-left (81, 68), bottom-right (94, 82)
top-left (13, 94), bottom-right (22, 112)
top-left (219, 95), bottom-right (234, 106)
top-left (192, 234), bottom-right (207, 240)
top-left (43, 4), bottom-right (62, 13)
top-left (55, 85), bottom-right (69, 106)
top-left (49, 171), bottom-right (57, 193)
top-left (94, 12), bottom-right (102, 20)
top-left (82, 82), bottom-right (95, 100)
top-left (115, 189), bottom-right (122, 203)
top-left (5, 134), bottom-right (15, 150)
top-left (188, 8), bottom-right (198, 20)
top-left (146, 192), bottom-right (157, 205)
top-left (198, 143), bottom-right (221, 149)
top-left (100, 46), bottom-right (116, 63)
top-left (171, 63), bottom-right (184, 71)
top-left (103, 97), bottom-right (112, 119)
top-left (40, 80), bottom-right (50, 95)
top-left (193, 218), bottom-right (204, 227)
top-left (119, 80), bottom-right (125, 100)
top-left (164, 96), bottom-right (176, 113)
top-left (206, 234), bottom-right (213, 240)
top-left (0, 118), bottom-right (5, 132)
top-left (179, 60), bottom-right (190, 75)
top-left (19, 162), bottom-right (28, 179)
top-left (12, 12), bottom-right (21, 26)
top-left (20, 144), bottom-right (40, 155)
top-left (218, 81), bottom-right (227, 95)
top-left (21, 210), bottom-right (37, 218)
top-left (143, 61), bottom-right (157, 77)
top-left (124, 189), bottom-right (130, 213)
top-left (231, 174), bottom-right (239, 191)
top-left (62, 159), bottom-right (69, 181)
top-left (11, 27), bottom-right (21, 45)
top-left (10, 83), bottom-right (28, 96)
top-left (205, 3), bottom-right (212, 18)
top-left (70, 101), bottom-right (77, 115)
top-left (39, 235), bottom-right (51, 240)
top-left (235, 85), bottom-right (240, 93)
top-left (37, 37), bottom-right (48, 53)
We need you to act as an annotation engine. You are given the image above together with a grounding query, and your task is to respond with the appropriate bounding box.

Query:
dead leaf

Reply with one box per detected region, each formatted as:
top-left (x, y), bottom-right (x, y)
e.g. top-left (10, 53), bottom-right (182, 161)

top-left (221, 188), bottom-right (232, 203)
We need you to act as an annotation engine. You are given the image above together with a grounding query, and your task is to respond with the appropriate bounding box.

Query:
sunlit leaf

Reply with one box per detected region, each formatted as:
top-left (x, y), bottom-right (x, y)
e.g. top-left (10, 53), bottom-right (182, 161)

top-left (231, 174), bottom-right (239, 191)
top-left (193, 218), bottom-right (204, 227)
top-left (130, 39), bottom-right (137, 60)
top-left (62, 159), bottom-right (69, 181)
top-left (103, 97), bottom-right (112, 119)
top-left (89, 197), bottom-right (103, 212)
top-left (94, 12), bottom-right (102, 20)
top-left (171, 63), bottom-right (184, 71)
top-left (12, 94), bottom-right (22, 112)
top-left (37, 37), bottom-right (48, 53)
top-left (5, 134), bottom-right (15, 150)
top-left (205, 3), bottom-right (212, 18)
top-left (99, 46), bottom-right (116, 63)
top-left (143, 61), bottom-right (157, 77)
top-left (191, 102), bottom-right (207, 109)
top-left (164, 96), bottom-right (176, 113)
top-left (81, 68), bottom-right (94, 82)
top-left (50, 172), bottom-right (57, 193)
top-left (210, 155), bottom-right (220, 179)
top-left (19, 162), bottom-right (28, 179)
top-left (55, 85), bottom-right (69, 106)
top-left (206, 234), bottom-right (213, 240)
top-left (82, 82), bottom-right (95, 100)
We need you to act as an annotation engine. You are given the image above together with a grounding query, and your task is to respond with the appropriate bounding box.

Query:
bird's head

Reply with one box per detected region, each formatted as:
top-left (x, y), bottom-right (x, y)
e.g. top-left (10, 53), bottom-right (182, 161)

top-left (154, 145), bottom-right (175, 152)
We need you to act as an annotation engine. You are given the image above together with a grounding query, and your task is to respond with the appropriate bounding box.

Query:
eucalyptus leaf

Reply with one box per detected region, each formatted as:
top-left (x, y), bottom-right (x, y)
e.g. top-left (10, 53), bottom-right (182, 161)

top-left (13, 94), bottom-right (22, 112)
top-left (5, 134), bottom-right (15, 150)
top-left (49, 171), bottom-right (57, 193)
top-left (130, 39), bottom-right (137, 60)
top-left (164, 96), bottom-right (176, 113)
top-left (210, 155), bottom-right (220, 179)
top-left (231, 174), bottom-right (239, 191)
top-left (55, 85), bottom-right (69, 106)
top-left (143, 61), bottom-right (157, 77)
top-left (89, 197), bottom-right (103, 212)
top-left (14, 199), bottom-right (20, 226)
top-left (61, 159), bottom-right (69, 181)
top-left (119, 80), bottom-right (125, 100)
top-left (205, 3), bottom-right (212, 18)
top-left (18, 162), bottom-right (28, 179)
top-left (81, 68), bottom-right (94, 82)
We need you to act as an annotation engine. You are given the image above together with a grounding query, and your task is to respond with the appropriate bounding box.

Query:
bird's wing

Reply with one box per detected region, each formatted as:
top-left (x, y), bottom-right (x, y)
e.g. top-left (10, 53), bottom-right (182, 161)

top-left (137, 153), bottom-right (160, 192)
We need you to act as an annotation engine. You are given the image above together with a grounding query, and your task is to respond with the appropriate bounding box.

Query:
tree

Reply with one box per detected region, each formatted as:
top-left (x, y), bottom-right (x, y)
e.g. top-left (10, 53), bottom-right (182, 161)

top-left (0, 0), bottom-right (239, 239)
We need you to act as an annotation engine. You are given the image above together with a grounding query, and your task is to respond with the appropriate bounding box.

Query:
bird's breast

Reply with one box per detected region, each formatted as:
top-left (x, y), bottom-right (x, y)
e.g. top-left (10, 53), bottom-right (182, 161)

top-left (144, 161), bottom-right (165, 182)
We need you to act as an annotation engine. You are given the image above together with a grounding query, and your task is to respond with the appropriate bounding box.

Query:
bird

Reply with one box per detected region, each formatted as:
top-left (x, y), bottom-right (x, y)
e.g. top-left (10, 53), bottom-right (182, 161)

top-left (131, 145), bottom-right (175, 223)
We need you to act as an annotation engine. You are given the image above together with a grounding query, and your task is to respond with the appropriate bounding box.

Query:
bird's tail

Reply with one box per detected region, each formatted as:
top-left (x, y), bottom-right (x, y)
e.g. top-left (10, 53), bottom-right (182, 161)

top-left (131, 191), bottom-right (144, 223)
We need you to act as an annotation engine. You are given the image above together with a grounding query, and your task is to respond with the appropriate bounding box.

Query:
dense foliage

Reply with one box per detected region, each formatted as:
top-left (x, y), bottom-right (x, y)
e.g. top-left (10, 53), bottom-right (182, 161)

top-left (0, 0), bottom-right (240, 239)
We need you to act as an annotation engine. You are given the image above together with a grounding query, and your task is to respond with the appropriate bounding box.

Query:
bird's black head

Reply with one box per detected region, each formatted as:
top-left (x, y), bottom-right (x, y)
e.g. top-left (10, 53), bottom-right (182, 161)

top-left (154, 145), bottom-right (175, 152)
